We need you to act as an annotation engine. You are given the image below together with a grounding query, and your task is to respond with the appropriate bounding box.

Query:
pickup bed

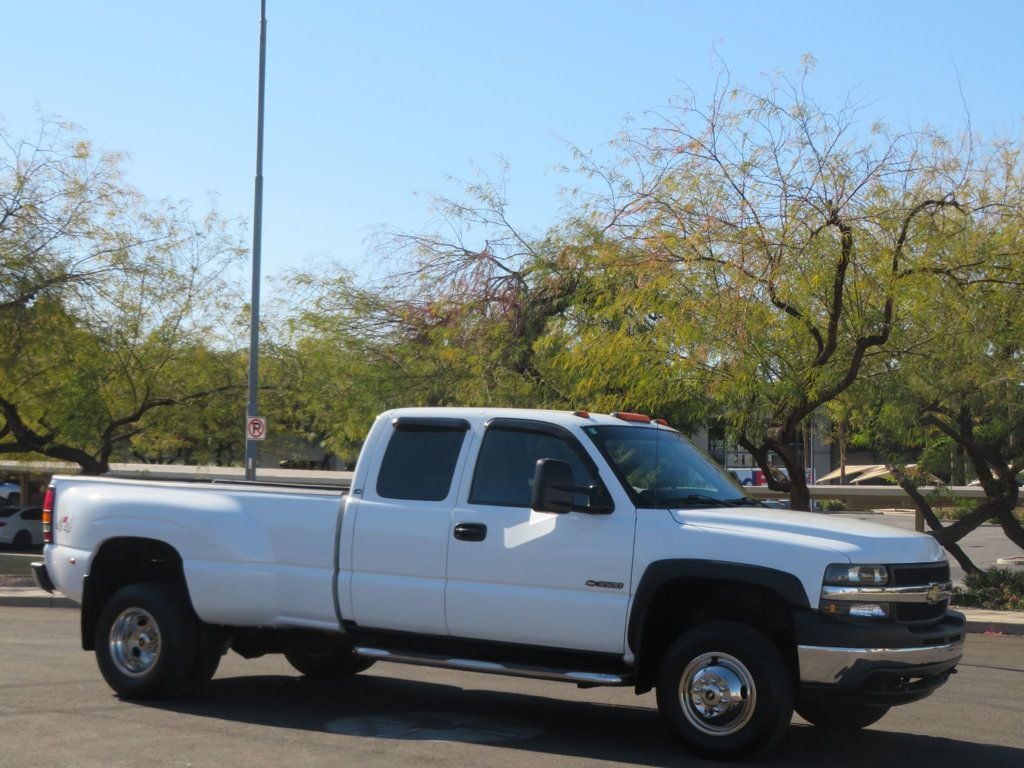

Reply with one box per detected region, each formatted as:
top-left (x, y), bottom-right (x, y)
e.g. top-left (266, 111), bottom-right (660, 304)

top-left (35, 407), bottom-right (964, 759)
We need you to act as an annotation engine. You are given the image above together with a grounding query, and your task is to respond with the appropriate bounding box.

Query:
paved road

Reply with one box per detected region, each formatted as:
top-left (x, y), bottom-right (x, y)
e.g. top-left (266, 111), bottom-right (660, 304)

top-left (1, 608), bottom-right (1022, 768)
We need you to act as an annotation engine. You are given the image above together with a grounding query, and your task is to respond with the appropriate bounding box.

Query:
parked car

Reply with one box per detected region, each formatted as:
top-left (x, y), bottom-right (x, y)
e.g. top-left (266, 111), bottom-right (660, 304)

top-left (0, 506), bottom-right (43, 547)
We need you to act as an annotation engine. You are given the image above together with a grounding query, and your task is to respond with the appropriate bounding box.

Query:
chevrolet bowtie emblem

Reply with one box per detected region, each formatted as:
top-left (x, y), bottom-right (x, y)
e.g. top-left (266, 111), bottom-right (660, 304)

top-left (925, 583), bottom-right (945, 604)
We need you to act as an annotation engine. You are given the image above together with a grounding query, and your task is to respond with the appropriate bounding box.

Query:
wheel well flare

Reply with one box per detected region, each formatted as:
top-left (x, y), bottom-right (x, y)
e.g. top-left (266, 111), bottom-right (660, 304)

top-left (80, 538), bottom-right (187, 651)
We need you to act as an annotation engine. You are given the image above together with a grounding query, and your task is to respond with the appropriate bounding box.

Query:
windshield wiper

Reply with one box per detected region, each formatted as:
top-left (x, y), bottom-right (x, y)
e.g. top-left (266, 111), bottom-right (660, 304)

top-left (653, 493), bottom-right (762, 509)
top-left (730, 496), bottom-right (766, 507)
top-left (655, 493), bottom-right (733, 508)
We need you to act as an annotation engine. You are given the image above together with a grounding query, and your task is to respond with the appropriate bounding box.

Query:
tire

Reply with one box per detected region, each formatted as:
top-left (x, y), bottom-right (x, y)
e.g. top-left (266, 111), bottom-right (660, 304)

top-left (13, 530), bottom-right (32, 548)
top-left (94, 583), bottom-right (198, 699)
top-left (656, 621), bottom-right (794, 760)
top-left (170, 621), bottom-right (226, 695)
top-left (796, 698), bottom-right (889, 729)
top-left (284, 638), bottom-right (375, 678)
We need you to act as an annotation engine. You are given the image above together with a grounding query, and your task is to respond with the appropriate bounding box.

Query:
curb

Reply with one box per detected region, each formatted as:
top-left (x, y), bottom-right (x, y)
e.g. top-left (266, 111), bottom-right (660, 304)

top-left (963, 617), bottom-right (1024, 636)
top-left (0, 593), bottom-right (76, 608)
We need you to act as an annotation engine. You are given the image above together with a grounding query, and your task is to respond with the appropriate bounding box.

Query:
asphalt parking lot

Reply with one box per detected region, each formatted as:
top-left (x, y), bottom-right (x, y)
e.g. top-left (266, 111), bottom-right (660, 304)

top-left (1, 607), bottom-right (1022, 768)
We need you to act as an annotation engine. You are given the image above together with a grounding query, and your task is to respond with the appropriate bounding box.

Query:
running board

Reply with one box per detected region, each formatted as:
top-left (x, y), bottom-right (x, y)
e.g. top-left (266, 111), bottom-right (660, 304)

top-left (353, 646), bottom-right (633, 687)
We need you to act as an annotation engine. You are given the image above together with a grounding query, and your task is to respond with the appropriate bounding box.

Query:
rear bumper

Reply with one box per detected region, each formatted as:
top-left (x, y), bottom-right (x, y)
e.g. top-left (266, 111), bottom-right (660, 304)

top-left (31, 561), bottom-right (56, 594)
top-left (796, 610), bottom-right (965, 705)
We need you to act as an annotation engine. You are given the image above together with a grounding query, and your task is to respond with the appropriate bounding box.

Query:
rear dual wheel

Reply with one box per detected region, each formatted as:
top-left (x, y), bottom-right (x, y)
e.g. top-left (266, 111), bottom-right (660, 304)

top-left (95, 582), bottom-right (223, 699)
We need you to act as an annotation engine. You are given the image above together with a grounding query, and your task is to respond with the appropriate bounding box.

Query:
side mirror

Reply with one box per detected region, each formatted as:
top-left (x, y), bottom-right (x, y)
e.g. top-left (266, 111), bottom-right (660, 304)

top-left (532, 459), bottom-right (612, 514)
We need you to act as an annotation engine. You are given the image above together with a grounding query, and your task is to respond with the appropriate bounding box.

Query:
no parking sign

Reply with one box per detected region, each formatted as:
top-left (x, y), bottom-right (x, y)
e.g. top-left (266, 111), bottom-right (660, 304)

top-left (246, 416), bottom-right (267, 441)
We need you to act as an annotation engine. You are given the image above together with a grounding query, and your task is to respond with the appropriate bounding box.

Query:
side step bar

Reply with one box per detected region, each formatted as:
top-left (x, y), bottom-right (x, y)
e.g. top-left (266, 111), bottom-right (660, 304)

top-left (353, 646), bottom-right (633, 687)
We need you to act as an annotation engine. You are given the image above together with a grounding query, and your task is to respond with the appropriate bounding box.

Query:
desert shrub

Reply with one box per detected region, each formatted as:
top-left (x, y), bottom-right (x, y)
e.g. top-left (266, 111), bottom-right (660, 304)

top-left (817, 498), bottom-right (846, 512)
top-left (952, 568), bottom-right (1024, 611)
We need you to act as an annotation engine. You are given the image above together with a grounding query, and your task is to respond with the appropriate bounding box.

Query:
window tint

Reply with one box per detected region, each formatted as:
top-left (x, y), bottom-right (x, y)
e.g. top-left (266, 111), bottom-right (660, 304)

top-left (470, 426), bottom-right (596, 508)
top-left (20, 508), bottom-right (42, 521)
top-left (376, 427), bottom-right (466, 501)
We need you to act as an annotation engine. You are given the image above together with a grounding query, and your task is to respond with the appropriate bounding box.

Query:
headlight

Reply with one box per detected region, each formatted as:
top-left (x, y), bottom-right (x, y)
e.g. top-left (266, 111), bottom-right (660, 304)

top-left (823, 564), bottom-right (889, 586)
top-left (820, 563), bottom-right (891, 621)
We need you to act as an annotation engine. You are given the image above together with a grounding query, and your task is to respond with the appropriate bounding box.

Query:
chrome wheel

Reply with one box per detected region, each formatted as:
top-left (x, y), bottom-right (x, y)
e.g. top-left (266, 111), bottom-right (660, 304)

top-left (679, 651), bottom-right (756, 736)
top-left (109, 608), bottom-right (162, 678)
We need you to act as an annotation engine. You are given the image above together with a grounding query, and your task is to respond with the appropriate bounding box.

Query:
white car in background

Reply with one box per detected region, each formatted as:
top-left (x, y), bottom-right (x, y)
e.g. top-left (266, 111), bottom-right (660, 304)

top-left (0, 506), bottom-right (43, 547)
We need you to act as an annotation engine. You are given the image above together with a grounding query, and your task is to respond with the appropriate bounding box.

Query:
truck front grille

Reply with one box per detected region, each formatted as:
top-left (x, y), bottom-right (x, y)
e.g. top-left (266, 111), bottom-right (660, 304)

top-left (891, 562), bottom-right (951, 625)
top-left (891, 562), bottom-right (950, 586)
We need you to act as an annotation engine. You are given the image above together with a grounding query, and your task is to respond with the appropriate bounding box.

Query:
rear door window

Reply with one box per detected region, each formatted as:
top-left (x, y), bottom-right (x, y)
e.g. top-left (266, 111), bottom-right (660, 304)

top-left (376, 418), bottom-right (468, 501)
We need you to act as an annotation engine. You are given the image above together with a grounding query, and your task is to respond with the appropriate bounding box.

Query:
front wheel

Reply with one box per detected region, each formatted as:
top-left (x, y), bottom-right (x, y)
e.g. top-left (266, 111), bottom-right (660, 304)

top-left (94, 583), bottom-right (198, 699)
top-left (796, 698), bottom-right (889, 729)
top-left (656, 622), bottom-right (794, 759)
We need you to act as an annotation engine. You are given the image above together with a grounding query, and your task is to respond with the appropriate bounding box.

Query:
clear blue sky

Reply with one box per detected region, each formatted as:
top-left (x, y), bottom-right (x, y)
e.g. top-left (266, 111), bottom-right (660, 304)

top-left (3, 1), bottom-right (1021, 280)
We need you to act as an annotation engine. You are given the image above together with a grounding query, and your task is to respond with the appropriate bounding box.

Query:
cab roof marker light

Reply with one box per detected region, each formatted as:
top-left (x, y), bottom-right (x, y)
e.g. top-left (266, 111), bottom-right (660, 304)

top-left (572, 410), bottom-right (591, 419)
top-left (653, 418), bottom-right (669, 426)
top-left (611, 412), bottom-right (652, 424)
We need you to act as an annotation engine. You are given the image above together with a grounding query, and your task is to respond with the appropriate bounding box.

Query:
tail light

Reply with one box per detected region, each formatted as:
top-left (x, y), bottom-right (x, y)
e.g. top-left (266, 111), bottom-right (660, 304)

top-left (42, 485), bottom-right (55, 544)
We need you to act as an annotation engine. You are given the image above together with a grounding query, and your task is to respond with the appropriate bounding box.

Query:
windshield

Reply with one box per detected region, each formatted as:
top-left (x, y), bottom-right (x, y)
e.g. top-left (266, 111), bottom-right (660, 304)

top-left (583, 425), bottom-right (752, 509)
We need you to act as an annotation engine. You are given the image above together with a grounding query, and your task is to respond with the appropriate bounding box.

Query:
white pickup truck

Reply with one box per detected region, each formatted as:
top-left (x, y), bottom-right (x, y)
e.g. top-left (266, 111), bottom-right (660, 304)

top-left (34, 408), bottom-right (964, 759)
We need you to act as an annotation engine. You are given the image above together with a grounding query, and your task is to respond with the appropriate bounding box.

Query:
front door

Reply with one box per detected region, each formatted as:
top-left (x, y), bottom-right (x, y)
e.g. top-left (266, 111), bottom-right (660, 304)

top-left (445, 419), bottom-right (636, 654)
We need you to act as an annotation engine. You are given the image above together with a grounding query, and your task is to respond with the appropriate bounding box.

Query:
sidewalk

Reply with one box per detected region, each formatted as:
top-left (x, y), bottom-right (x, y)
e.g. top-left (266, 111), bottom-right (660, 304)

top-left (2, 586), bottom-right (1022, 635)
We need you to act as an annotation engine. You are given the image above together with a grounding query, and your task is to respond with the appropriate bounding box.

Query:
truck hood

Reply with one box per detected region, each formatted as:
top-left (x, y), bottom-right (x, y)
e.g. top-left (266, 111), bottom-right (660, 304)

top-left (669, 507), bottom-right (945, 564)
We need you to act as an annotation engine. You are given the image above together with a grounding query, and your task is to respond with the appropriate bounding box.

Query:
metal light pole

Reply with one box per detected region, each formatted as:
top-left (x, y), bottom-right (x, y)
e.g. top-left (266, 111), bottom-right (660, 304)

top-left (245, 0), bottom-right (268, 480)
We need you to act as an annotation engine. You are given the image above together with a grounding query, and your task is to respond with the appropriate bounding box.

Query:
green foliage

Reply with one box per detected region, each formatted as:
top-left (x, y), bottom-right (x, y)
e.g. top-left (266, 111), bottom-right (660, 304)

top-left (952, 568), bottom-right (1024, 611)
top-left (817, 498), bottom-right (847, 512)
top-left (541, 65), bottom-right (1010, 509)
top-left (4, 64), bottom-right (1024, 521)
top-left (0, 120), bottom-right (248, 471)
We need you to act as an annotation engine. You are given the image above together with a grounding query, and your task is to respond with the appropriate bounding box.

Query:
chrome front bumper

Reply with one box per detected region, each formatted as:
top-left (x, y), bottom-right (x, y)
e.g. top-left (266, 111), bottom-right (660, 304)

top-left (798, 637), bottom-right (964, 686)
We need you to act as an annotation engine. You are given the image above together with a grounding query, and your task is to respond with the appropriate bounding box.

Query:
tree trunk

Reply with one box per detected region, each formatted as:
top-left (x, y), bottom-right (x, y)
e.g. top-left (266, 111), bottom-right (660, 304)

top-left (952, 443), bottom-right (966, 485)
top-left (892, 467), bottom-right (981, 574)
top-left (769, 436), bottom-right (811, 511)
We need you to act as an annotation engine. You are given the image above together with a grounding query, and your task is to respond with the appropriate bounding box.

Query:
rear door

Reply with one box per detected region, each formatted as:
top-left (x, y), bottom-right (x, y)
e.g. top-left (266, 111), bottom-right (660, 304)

top-left (445, 419), bottom-right (636, 653)
top-left (348, 417), bottom-right (472, 635)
